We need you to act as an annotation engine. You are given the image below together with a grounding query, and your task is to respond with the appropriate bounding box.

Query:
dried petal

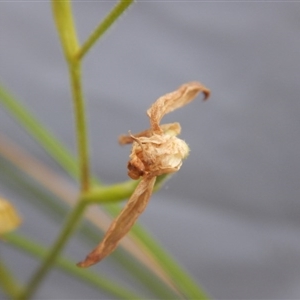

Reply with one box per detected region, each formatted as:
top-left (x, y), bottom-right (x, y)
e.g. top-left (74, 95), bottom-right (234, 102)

top-left (147, 82), bottom-right (210, 133)
top-left (77, 176), bottom-right (156, 268)
top-left (0, 198), bottom-right (21, 235)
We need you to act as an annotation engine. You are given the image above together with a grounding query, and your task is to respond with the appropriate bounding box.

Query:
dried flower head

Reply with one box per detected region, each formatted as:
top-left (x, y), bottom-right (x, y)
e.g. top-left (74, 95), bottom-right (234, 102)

top-left (77, 82), bottom-right (210, 268)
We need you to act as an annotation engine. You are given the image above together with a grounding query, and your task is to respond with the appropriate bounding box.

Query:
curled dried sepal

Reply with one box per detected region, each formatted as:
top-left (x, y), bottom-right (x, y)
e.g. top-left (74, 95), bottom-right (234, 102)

top-left (0, 198), bottom-right (21, 235)
top-left (147, 81), bottom-right (210, 133)
top-left (77, 176), bottom-right (156, 268)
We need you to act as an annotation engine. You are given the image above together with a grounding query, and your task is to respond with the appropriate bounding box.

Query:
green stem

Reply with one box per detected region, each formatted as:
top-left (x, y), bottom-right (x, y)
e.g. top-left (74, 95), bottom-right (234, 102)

top-left (81, 174), bottom-right (170, 204)
top-left (52, 0), bottom-right (79, 63)
top-left (82, 179), bottom-right (139, 203)
top-left (5, 233), bottom-right (140, 300)
top-left (52, 0), bottom-right (90, 192)
top-left (77, 0), bottom-right (134, 60)
top-left (17, 201), bottom-right (86, 300)
top-left (0, 258), bottom-right (21, 299)
top-left (69, 62), bottom-right (90, 192)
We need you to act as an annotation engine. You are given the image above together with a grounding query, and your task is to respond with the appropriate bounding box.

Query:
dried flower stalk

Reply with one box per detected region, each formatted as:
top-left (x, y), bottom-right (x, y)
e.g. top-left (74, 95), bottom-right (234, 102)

top-left (77, 82), bottom-right (210, 267)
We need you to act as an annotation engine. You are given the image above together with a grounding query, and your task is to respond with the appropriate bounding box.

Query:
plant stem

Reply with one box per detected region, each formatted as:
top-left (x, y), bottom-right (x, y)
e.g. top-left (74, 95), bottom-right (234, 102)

top-left (51, 0), bottom-right (79, 63)
top-left (77, 0), bottom-right (134, 60)
top-left (81, 175), bottom-right (170, 204)
top-left (82, 179), bottom-right (139, 203)
top-left (17, 201), bottom-right (86, 300)
top-left (52, 0), bottom-right (91, 192)
top-left (69, 62), bottom-right (90, 192)
top-left (5, 233), bottom-right (141, 300)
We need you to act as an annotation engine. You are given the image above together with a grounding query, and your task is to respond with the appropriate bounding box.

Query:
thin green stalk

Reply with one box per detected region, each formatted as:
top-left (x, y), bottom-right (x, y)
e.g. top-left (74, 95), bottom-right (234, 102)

top-left (69, 62), bottom-right (90, 192)
top-left (52, 0), bottom-right (90, 192)
top-left (0, 258), bottom-right (21, 299)
top-left (17, 201), bottom-right (86, 300)
top-left (81, 174), bottom-right (169, 204)
top-left (77, 0), bottom-right (134, 60)
top-left (82, 179), bottom-right (139, 203)
top-left (52, 0), bottom-right (79, 63)
top-left (5, 233), bottom-right (141, 300)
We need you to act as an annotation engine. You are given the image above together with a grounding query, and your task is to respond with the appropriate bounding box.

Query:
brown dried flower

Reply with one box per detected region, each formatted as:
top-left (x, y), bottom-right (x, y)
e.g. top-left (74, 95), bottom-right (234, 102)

top-left (77, 82), bottom-right (210, 268)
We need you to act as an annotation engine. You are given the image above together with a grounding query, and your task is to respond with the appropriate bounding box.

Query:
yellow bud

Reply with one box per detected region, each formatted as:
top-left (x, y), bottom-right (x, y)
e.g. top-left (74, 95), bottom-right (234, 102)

top-left (0, 198), bottom-right (21, 235)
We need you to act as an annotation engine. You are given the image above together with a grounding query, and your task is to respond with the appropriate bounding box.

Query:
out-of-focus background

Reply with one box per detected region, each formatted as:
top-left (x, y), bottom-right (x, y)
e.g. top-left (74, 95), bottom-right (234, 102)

top-left (1, 2), bottom-right (300, 299)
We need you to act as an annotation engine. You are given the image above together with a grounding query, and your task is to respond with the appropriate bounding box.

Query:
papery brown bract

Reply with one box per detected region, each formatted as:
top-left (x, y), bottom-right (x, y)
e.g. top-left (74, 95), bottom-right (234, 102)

top-left (77, 176), bottom-right (156, 267)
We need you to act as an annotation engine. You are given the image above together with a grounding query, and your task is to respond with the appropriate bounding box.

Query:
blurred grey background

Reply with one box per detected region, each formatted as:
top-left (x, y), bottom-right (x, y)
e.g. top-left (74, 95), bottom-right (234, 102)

top-left (1, 1), bottom-right (300, 299)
